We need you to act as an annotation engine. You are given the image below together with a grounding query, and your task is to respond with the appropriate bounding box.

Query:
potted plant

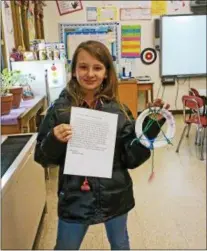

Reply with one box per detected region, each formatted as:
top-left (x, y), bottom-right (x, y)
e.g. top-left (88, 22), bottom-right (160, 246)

top-left (1, 68), bottom-right (23, 108)
top-left (0, 69), bottom-right (13, 115)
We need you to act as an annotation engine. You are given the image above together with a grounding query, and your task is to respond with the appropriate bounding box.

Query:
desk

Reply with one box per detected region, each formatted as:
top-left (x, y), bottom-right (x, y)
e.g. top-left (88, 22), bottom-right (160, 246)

top-left (118, 80), bottom-right (154, 118)
top-left (137, 81), bottom-right (154, 106)
top-left (118, 80), bottom-right (138, 118)
top-left (1, 96), bottom-right (47, 135)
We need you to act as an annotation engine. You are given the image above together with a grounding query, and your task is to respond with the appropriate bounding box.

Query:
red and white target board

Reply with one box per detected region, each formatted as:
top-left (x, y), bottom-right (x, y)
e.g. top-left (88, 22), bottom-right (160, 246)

top-left (140, 48), bottom-right (157, 65)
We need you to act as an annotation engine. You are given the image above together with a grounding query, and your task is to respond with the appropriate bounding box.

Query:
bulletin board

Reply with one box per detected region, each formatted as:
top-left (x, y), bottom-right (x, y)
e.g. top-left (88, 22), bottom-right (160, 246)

top-left (59, 22), bottom-right (119, 64)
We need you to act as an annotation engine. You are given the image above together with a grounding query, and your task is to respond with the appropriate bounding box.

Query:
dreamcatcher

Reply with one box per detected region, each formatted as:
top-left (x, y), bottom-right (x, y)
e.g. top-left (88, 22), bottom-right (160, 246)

top-left (132, 106), bottom-right (176, 181)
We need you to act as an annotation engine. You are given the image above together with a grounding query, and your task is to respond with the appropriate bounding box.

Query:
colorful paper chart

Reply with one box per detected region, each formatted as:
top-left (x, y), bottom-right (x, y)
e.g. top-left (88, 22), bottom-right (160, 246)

top-left (121, 25), bottom-right (141, 58)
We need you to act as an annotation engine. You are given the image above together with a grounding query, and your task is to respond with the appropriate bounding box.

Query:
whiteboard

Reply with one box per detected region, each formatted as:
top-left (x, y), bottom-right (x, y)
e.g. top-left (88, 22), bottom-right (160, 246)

top-left (161, 14), bottom-right (207, 77)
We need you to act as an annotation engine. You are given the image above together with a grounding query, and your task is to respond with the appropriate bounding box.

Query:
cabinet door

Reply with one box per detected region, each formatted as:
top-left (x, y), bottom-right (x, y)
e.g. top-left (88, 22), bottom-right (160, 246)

top-left (118, 81), bottom-right (138, 118)
top-left (1, 150), bottom-right (46, 250)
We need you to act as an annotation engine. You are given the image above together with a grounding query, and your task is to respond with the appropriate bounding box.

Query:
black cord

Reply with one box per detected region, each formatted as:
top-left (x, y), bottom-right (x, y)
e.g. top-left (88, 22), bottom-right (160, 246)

top-left (188, 77), bottom-right (191, 91)
top-left (161, 85), bottom-right (165, 100)
top-left (175, 77), bottom-right (188, 110)
top-left (156, 83), bottom-right (162, 99)
top-left (175, 78), bottom-right (180, 110)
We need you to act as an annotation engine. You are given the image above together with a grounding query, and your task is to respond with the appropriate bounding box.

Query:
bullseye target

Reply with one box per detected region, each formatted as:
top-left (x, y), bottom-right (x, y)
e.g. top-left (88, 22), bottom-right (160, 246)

top-left (141, 48), bottom-right (157, 65)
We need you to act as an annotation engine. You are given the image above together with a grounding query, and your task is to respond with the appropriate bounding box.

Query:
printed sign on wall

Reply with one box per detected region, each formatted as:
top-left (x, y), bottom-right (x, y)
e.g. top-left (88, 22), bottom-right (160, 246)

top-left (56, 1), bottom-right (83, 16)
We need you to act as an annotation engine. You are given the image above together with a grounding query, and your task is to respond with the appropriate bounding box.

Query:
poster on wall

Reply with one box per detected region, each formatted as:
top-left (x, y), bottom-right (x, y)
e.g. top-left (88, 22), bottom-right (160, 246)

top-left (59, 23), bottom-right (118, 63)
top-left (56, 1), bottom-right (83, 16)
top-left (65, 27), bottom-right (115, 61)
top-left (97, 6), bottom-right (118, 22)
top-left (151, 0), bottom-right (167, 15)
top-left (121, 25), bottom-right (141, 58)
top-left (168, 0), bottom-right (190, 14)
top-left (86, 7), bottom-right (97, 21)
top-left (120, 7), bottom-right (151, 20)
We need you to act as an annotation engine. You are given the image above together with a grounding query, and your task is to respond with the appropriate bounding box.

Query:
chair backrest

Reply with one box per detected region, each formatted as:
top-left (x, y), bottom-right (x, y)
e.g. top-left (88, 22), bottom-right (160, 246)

top-left (182, 95), bottom-right (205, 125)
top-left (189, 87), bottom-right (200, 97)
top-left (182, 95), bottom-right (204, 110)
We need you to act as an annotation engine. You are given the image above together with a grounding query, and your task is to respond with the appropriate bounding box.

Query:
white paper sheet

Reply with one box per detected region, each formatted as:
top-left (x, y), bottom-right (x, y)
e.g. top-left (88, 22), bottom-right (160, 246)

top-left (64, 107), bottom-right (118, 178)
top-left (120, 7), bottom-right (151, 20)
top-left (86, 7), bottom-right (97, 21)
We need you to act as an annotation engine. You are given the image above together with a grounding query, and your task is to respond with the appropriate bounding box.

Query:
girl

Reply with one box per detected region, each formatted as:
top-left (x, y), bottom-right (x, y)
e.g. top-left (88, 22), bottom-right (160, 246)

top-left (35, 40), bottom-right (168, 250)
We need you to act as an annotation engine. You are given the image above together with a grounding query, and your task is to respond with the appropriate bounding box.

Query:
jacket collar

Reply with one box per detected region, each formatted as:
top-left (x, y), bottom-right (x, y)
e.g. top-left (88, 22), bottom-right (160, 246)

top-left (80, 98), bottom-right (103, 109)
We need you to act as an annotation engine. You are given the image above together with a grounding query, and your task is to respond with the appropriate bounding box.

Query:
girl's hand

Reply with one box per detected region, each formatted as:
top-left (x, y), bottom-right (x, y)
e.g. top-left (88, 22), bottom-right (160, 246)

top-left (147, 98), bottom-right (170, 120)
top-left (53, 124), bottom-right (72, 143)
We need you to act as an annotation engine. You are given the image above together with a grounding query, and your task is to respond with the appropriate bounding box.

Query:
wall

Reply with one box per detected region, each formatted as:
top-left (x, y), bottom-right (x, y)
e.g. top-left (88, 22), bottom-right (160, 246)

top-left (43, 1), bottom-right (206, 110)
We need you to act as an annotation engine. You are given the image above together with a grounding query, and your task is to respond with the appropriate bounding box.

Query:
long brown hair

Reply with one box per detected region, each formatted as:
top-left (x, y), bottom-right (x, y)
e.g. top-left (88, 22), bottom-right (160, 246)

top-left (66, 40), bottom-right (130, 119)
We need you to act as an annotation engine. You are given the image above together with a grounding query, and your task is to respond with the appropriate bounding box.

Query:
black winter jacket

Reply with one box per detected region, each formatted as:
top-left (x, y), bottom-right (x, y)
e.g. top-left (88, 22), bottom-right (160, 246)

top-left (34, 89), bottom-right (164, 224)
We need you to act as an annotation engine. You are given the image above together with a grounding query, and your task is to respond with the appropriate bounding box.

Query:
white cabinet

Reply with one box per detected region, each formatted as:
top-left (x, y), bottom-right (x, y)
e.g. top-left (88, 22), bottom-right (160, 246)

top-left (1, 134), bottom-right (47, 250)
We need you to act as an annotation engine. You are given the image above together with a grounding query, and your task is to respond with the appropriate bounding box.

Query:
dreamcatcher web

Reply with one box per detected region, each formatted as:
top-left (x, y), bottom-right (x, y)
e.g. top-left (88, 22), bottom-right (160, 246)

top-left (132, 106), bottom-right (176, 181)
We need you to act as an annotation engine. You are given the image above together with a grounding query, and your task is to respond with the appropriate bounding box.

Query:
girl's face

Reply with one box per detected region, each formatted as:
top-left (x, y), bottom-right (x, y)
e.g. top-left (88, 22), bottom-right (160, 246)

top-left (74, 49), bottom-right (107, 94)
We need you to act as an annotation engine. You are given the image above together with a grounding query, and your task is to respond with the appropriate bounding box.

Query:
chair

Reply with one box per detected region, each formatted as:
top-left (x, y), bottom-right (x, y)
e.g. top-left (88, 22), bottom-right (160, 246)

top-left (176, 95), bottom-right (207, 160)
top-left (187, 88), bottom-right (206, 142)
top-left (189, 87), bottom-right (200, 97)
